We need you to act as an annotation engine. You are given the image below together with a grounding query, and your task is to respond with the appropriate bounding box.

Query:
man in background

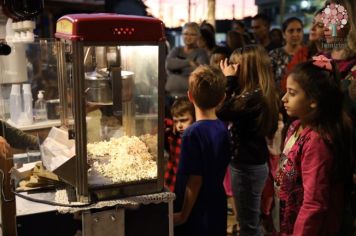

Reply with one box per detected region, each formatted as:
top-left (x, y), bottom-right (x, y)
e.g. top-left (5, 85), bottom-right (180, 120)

top-left (251, 14), bottom-right (278, 52)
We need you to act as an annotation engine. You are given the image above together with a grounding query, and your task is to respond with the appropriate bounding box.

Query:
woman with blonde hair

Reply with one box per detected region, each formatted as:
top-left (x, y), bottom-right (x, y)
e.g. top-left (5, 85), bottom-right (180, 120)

top-left (342, 0), bottom-right (356, 51)
top-left (165, 22), bottom-right (209, 99)
top-left (217, 45), bottom-right (279, 236)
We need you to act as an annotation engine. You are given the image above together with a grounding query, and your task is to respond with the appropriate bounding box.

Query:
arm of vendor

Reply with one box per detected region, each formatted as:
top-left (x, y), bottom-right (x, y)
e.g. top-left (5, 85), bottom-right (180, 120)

top-left (0, 120), bottom-right (38, 157)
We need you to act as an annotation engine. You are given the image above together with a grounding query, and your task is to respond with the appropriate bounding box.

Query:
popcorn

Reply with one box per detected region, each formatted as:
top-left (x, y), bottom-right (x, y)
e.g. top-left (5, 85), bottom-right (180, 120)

top-left (87, 136), bottom-right (157, 183)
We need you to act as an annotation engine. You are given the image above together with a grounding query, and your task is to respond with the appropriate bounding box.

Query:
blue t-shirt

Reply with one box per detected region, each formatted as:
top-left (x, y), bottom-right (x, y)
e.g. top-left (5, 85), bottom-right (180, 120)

top-left (174, 119), bottom-right (231, 236)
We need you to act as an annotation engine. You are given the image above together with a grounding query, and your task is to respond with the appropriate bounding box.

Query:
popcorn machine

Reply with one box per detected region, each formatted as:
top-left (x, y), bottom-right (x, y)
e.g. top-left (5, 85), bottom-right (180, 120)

top-left (53, 14), bottom-right (166, 202)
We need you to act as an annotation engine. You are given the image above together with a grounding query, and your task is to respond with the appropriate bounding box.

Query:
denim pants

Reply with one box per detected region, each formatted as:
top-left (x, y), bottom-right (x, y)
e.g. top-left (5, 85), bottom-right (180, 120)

top-left (230, 163), bottom-right (268, 236)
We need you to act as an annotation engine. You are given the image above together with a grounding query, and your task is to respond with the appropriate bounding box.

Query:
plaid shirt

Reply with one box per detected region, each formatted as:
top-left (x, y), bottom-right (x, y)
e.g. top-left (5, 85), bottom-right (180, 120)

top-left (164, 119), bottom-right (182, 192)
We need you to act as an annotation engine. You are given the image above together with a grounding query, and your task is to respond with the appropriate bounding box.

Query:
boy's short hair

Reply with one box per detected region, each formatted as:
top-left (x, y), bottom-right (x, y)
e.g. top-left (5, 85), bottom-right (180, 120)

top-left (170, 97), bottom-right (195, 118)
top-left (189, 65), bottom-right (226, 109)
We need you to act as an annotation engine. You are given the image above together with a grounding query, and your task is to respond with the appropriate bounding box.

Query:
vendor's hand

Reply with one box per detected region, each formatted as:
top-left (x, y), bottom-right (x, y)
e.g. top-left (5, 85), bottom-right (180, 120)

top-left (0, 136), bottom-right (10, 158)
top-left (173, 212), bottom-right (186, 226)
top-left (220, 58), bottom-right (239, 77)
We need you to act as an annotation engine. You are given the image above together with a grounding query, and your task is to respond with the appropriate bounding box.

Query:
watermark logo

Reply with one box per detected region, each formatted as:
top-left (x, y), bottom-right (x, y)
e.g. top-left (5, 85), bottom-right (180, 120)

top-left (322, 3), bottom-right (348, 34)
top-left (321, 3), bottom-right (348, 49)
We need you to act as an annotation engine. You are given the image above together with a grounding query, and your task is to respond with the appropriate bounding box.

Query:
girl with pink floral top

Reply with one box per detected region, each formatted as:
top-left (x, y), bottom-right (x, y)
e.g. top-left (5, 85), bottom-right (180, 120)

top-left (275, 55), bottom-right (353, 235)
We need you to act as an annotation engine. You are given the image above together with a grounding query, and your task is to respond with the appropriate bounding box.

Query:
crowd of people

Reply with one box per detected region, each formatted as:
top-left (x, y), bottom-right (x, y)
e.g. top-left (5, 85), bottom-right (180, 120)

top-left (164, 0), bottom-right (356, 235)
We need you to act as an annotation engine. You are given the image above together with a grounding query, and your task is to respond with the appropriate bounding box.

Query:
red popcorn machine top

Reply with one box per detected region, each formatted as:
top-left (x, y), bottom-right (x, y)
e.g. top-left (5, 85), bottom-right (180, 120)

top-left (51, 13), bottom-right (166, 202)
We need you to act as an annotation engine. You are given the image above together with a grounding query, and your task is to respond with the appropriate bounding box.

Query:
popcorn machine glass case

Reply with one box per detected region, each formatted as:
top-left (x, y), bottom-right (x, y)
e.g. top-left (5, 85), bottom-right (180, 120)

top-left (54, 14), bottom-right (166, 202)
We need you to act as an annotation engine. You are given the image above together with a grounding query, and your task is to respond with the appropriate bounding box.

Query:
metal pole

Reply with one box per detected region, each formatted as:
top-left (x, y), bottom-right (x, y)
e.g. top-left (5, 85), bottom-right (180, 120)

top-left (170, 6), bottom-right (173, 27)
top-left (193, 2), bottom-right (197, 22)
top-left (207, 0), bottom-right (216, 28)
top-left (159, 0), bottom-right (163, 20)
top-left (280, 0), bottom-right (285, 25)
top-left (242, 0), bottom-right (245, 18)
top-left (188, 0), bottom-right (191, 22)
top-left (232, 4), bottom-right (235, 19)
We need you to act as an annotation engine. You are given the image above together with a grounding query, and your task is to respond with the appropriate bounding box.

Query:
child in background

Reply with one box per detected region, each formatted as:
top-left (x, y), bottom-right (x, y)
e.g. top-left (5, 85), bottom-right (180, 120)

top-left (209, 46), bottom-right (231, 69)
top-left (174, 65), bottom-right (231, 236)
top-left (164, 97), bottom-right (195, 192)
top-left (217, 45), bottom-right (279, 236)
top-left (275, 55), bottom-right (353, 235)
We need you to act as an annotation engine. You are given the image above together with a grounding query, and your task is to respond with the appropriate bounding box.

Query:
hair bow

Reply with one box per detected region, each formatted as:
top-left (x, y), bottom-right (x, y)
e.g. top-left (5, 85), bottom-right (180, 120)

top-left (312, 55), bottom-right (332, 71)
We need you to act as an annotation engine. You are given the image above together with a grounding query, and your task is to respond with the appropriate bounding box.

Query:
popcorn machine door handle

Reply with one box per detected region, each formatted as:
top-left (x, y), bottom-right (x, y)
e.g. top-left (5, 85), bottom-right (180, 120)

top-left (111, 66), bottom-right (122, 117)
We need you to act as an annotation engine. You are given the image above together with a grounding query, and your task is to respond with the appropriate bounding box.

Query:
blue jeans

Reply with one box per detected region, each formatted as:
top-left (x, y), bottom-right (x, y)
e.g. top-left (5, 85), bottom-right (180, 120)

top-left (230, 163), bottom-right (268, 236)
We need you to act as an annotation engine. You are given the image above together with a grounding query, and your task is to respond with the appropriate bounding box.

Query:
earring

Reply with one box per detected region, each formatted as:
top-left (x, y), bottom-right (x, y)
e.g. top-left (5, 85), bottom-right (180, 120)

top-left (310, 103), bottom-right (317, 108)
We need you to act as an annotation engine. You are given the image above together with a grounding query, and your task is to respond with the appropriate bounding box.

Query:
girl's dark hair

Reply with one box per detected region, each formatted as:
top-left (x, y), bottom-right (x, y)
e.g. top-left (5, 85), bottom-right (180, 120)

top-left (199, 28), bottom-right (216, 50)
top-left (290, 61), bottom-right (353, 182)
top-left (200, 21), bottom-right (215, 34)
top-left (282, 17), bottom-right (303, 32)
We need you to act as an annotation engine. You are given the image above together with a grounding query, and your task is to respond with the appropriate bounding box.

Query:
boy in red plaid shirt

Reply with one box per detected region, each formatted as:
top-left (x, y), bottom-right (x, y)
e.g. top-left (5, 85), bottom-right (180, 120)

top-left (164, 97), bottom-right (195, 192)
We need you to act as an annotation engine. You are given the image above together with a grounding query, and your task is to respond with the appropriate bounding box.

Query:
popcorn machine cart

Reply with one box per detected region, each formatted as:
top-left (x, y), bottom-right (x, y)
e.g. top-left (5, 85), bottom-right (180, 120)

top-left (53, 13), bottom-right (166, 203)
top-left (0, 14), bottom-right (174, 236)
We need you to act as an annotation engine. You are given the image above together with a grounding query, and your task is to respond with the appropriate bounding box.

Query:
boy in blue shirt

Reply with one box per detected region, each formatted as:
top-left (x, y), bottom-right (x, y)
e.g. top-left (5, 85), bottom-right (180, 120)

top-left (173, 65), bottom-right (231, 236)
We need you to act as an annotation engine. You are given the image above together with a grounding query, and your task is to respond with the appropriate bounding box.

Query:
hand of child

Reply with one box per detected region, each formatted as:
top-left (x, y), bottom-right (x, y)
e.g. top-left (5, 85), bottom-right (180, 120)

top-left (0, 136), bottom-right (10, 158)
top-left (220, 58), bottom-right (239, 77)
